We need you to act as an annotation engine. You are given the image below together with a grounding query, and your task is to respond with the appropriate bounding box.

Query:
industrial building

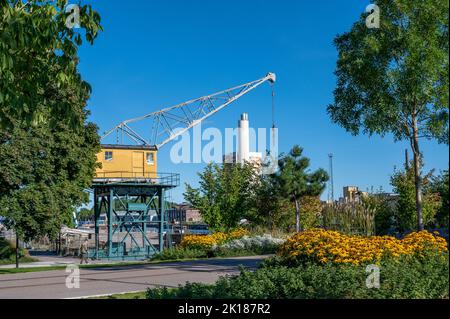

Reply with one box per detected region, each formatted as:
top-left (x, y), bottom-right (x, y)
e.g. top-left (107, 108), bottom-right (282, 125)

top-left (341, 186), bottom-right (369, 203)
top-left (224, 113), bottom-right (263, 169)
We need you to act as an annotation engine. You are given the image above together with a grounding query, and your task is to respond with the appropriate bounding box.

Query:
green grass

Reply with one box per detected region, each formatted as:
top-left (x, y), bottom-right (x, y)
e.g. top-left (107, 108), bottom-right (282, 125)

top-left (92, 291), bottom-right (147, 299)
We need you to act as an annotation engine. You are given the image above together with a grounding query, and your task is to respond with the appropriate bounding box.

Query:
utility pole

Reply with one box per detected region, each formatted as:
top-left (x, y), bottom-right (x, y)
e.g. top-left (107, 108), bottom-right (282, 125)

top-left (328, 153), bottom-right (334, 203)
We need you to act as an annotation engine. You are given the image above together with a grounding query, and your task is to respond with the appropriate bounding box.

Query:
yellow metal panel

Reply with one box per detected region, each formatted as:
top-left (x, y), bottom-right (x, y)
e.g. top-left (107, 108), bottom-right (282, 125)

top-left (132, 151), bottom-right (144, 175)
top-left (95, 147), bottom-right (158, 179)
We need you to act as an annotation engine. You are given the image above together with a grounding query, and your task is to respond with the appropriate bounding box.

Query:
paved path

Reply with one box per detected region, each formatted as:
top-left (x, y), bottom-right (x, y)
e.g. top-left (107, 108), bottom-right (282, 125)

top-left (0, 254), bottom-right (121, 269)
top-left (0, 256), bottom-right (266, 299)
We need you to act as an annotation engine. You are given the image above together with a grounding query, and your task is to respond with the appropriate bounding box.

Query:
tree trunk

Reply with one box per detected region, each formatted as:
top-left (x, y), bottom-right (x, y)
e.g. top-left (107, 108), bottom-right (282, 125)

top-left (15, 235), bottom-right (19, 269)
top-left (412, 117), bottom-right (424, 231)
top-left (294, 196), bottom-right (301, 232)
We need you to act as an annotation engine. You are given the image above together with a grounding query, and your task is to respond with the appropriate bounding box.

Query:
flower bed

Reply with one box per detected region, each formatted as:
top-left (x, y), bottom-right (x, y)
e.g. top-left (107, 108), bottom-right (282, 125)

top-left (218, 235), bottom-right (284, 251)
top-left (180, 228), bottom-right (249, 250)
top-left (278, 228), bottom-right (448, 265)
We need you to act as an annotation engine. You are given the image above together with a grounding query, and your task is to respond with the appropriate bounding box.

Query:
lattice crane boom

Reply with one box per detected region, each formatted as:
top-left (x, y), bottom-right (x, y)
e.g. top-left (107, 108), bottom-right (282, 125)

top-left (101, 72), bottom-right (276, 149)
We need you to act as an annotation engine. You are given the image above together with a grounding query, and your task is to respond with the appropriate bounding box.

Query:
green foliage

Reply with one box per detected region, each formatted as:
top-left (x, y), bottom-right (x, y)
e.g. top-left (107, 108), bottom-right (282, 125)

top-left (327, 0), bottom-right (449, 231)
top-left (151, 237), bottom-right (280, 262)
top-left (328, 0), bottom-right (448, 143)
top-left (184, 146), bottom-right (328, 233)
top-left (252, 173), bottom-right (293, 232)
top-left (0, 1), bottom-right (102, 242)
top-left (0, 110), bottom-right (100, 241)
top-left (363, 194), bottom-right (397, 235)
top-left (391, 165), bottom-right (442, 231)
top-left (147, 253), bottom-right (449, 299)
top-left (150, 247), bottom-right (208, 261)
top-left (0, 0), bottom-right (102, 127)
top-left (184, 162), bottom-right (258, 231)
top-left (430, 170), bottom-right (449, 228)
top-left (276, 145), bottom-right (328, 232)
top-left (0, 238), bottom-right (36, 265)
top-left (299, 196), bottom-right (322, 230)
top-left (77, 208), bottom-right (94, 221)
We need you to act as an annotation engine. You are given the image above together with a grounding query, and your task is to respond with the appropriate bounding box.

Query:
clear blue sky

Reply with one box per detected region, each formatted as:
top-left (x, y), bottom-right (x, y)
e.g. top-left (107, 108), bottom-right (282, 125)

top-left (78, 0), bottom-right (448, 203)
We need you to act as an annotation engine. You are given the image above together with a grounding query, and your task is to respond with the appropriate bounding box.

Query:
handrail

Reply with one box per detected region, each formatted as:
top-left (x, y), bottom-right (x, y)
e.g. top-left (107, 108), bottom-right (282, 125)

top-left (93, 172), bottom-right (180, 186)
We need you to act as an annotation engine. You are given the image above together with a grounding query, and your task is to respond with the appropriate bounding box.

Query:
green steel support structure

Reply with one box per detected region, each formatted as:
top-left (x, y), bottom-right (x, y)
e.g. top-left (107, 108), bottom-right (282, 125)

top-left (90, 173), bottom-right (179, 260)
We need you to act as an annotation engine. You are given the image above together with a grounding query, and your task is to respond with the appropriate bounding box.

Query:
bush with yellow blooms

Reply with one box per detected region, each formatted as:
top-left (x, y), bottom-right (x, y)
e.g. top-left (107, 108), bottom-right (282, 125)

top-left (180, 228), bottom-right (249, 250)
top-left (278, 228), bottom-right (448, 265)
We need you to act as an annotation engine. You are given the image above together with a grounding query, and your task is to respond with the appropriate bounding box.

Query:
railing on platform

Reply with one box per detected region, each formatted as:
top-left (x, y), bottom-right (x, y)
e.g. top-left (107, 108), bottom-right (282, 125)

top-left (93, 172), bottom-right (180, 187)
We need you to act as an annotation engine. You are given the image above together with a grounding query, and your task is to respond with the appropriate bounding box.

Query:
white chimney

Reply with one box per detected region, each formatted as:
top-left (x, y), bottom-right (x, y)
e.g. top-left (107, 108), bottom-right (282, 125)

top-left (237, 113), bottom-right (250, 164)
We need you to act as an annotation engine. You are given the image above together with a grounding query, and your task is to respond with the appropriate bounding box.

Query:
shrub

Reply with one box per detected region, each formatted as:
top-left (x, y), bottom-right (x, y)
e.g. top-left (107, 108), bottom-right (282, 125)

top-left (0, 238), bottom-right (35, 265)
top-left (150, 247), bottom-right (207, 261)
top-left (147, 253), bottom-right (449, 299)
top-left (278, 229), bottom-right (448, 266)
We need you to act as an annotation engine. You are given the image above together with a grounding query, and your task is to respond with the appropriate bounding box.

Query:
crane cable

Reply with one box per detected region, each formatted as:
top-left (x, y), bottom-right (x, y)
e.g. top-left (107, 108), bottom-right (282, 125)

top-left (269, 81), bottom-right (276, 159)
top-left (270, 82), bottom-right (275, 129)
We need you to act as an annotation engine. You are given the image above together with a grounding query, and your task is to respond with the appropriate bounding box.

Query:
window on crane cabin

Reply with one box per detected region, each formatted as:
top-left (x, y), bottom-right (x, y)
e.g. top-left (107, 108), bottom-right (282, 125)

top-left (146, 152), bottom-right (154, 165)
top-left (105, 151), bottom-right (113, 161)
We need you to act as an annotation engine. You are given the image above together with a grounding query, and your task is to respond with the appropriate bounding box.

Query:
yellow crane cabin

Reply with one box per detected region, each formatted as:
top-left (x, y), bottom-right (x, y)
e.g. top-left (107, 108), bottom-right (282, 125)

top-left (95, 144), bottom-right (158, 179)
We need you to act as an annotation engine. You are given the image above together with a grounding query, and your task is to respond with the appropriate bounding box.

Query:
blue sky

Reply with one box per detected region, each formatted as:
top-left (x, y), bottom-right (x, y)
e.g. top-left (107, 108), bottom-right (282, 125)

top-left (78, 0), bottom-right (448, 203)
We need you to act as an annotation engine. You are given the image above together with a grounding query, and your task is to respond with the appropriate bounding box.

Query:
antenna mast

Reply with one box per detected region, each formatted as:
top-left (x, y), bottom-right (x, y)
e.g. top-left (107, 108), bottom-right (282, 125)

top-left (328, 153), bottom-right (334, 203)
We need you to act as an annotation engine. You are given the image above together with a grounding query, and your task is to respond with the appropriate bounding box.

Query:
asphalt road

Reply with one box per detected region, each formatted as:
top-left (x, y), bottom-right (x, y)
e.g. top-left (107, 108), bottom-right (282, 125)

top-left (0, 256), bottom-right (266, 299)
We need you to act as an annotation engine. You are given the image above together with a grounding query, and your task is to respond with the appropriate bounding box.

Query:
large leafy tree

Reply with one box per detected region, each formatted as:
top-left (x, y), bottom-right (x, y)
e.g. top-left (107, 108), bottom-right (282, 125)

top-left (0, 68), bottom-right (100, 241)
top-left (184, 162), bottom-right (258, 231)
top-left (327, 0), bottom-right (449, 230)
top-left (276, 146), bottom-right (328, 232)
top-left (0, 0), bottom-right (102, 260)
top-left (0, 0), bottom-right (102, 128)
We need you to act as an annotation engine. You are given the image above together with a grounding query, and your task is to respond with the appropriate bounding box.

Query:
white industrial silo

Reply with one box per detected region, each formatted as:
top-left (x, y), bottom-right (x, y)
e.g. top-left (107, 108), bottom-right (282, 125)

top-left (237, 113), bottom-right (250, 164)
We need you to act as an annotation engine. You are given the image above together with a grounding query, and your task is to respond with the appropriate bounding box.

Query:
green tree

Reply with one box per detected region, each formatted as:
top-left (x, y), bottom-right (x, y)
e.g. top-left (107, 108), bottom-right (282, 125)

top-left (299, 196), bottom-right (323, 230)
top-left (0, 106), bottom-right (100, 242)
top-left (252, 173), bottom-right (281, 230)
top-left (363, 194), bottom-right (397, 235)
top-left (0, 0), bottom-right (102, 128)
top-left (430, 170), bottom-right (449, 228)
top-left (327, 0), bottom-right (449, 230)
top-left (184, 162), bottom-right (258, 231)
top-left (0, 1), bottom-right (102, 267)
top-left (391, 165), bottom-right (442, 231)
top-left (78, 208), bottom-right (94, 221)
top-left (276, 146), bottom-right (328, 232)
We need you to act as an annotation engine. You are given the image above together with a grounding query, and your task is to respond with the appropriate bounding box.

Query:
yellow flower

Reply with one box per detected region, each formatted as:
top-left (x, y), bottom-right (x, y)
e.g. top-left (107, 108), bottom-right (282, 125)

top-left (277, 228), bottom-right (448, 265)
